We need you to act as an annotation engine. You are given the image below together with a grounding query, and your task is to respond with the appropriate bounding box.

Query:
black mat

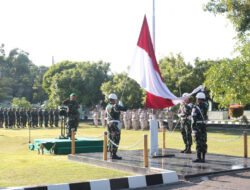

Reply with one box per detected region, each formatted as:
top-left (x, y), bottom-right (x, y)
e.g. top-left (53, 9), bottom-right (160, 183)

top-left (68, 148), bottom-right (250, 179)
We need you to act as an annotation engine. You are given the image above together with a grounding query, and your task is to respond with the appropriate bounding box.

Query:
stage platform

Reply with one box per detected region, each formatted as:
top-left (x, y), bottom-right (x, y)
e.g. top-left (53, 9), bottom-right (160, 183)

top-left (68, 148), bottom-right (250, 179)
top-left (29, 138), bottom-right (103, 155)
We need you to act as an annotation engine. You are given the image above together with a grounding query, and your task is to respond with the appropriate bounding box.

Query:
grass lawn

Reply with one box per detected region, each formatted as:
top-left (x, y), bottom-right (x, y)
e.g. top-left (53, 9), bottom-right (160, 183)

top-left (0, 123), bottom-right (249, 188)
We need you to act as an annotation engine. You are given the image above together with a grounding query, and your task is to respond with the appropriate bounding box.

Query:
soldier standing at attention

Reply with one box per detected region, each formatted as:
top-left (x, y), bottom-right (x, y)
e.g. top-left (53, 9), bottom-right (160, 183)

top-left (192, 92), bottom-right (208, 163)
top-left (38, 109), bottom-right (44, 128)
top-left (15, 108), bottom-right (20, 128)
top-left (131, 109), bottom-right (139, 130)
top-left (49, 109), bottom-right (54, 127)
top-left (63, 93), bottom-right (79, 139)
top-left (0, 108), bottom-right (3, 128)
top-left (27, 108), bottom-right (32, 128)
top-left (106, 93), bottom-right (127, 160)
top-left (54, 109), bottom-right (59, 127)
top-left (140, 109), bottom-right (148, 130)
top-left (20, 108), bottom-right (27, 128)
top-left (178, 93), bottom-right (193, 154)
top-left (44, 109), bottom-right (49, 128)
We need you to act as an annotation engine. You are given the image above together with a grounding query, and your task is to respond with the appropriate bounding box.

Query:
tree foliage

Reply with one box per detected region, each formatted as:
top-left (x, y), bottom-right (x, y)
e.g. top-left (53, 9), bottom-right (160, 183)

top-left (12, 97), bottom-right (31, 109)
top-left (204, 58), bottom-right (250, 108)
top-left (0, 46), bottom-right (49, 103)
top-left (47, 61), bottom-right (111, 107)
top-left (204, 0), bottom-right (250, 34)
top-left (101, 72), bottom-right (144, 108)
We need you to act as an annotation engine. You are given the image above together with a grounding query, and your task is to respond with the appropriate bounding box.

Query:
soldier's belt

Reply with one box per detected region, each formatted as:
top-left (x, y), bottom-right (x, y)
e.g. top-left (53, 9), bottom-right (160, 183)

top-left (110, 120), bottom-right (120, 123)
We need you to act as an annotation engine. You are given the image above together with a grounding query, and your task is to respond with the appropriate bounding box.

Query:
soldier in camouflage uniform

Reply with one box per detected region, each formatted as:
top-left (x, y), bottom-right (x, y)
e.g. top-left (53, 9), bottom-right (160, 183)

top-left (54, 109), bottom-right (59, 128)
top-left (38, 109), bottom-right (44, 128)
top-left (31, 109), bottom-right (38, 128)
top-left (26, 109), bottom-right (32, 128)
top-left (8, 108), bottom-right (15, 128)
top-left (4, 108), bottom-right (8, 128)
top-left (15, 109), bottom-right (21, 128)
top-left (44, 109), bottom-right (49, 128)
top-left (49, 109), bottom-right (54, 127)
top-left (191, 92), bottom-right (208, 163)
top-left (106, 93), bottom-right (127, 160)
top-left (20, 108), bottom-right (27, 128)
top-left (0, 108), bottom-right (3, 128)
top-left (63, 93), bottom-right (79, 139)
top-left (178, 93), bottom-right (193, 154)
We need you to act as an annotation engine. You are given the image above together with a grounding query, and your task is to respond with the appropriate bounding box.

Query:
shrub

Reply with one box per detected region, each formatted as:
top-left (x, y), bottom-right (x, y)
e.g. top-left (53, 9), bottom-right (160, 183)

top-left (228, 104), bottom-right (244, 118)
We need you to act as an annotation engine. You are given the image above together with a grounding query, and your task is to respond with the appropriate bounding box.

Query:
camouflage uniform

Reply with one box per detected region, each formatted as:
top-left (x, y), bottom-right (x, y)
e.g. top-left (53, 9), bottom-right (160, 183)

top-left (20, 109), bottom-right (27, 128)
top-left (178, 102), bottom-right (193, 153)
top-left (44, 109), bottom-right (49, 128)
top-left (49, 109), bottom-right (54, 127)
top-left (54, 109), bottom-right (59, 127)
top-left (4, 109), bottom-right (8, 128)
top-left (106, 103), bottom-right (127, 156)
top-left (0, 108), bottom-right (3, 128)
top-left (191, 101), bottom-right (208, 162)
top-left (31, 109), bottom-right (38, 128)
top-left (8, 109), bottom-right (15, 128)
top-left (15, 109), bottom-right (21, 128)
top-left (38, 109), bottom-right (44, 128)
top-left (63, 99), bottom-right (79, 138)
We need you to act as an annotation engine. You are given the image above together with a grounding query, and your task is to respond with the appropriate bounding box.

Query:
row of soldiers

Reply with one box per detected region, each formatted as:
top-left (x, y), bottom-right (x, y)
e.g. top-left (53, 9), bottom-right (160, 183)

top-left (0, 108), bottom-right (60, 128)
top-left (92, 107), bottom-right (174, 130)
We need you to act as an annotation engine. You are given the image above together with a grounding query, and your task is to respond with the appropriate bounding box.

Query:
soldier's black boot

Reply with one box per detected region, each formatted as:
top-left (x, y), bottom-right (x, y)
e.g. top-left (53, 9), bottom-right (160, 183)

top-left (201, 152), bottom-right (206, 163)
top-left (180, 145), bottom-right (187, 153)
top-left (184, 146), bottom-right (192, 154)
top-left (193, 152), bottom-right (202, 163)
top-left (112, 153), bottom-right (122, 160)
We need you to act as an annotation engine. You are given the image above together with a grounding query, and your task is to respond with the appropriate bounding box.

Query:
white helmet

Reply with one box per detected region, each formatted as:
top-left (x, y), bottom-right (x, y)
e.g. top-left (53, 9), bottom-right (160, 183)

top-left (108, 93), bottom-right (117, 100)
top-left (182, 93), bottom-right (189, 97)
top-left (196, 92), bottom-right (206, 99)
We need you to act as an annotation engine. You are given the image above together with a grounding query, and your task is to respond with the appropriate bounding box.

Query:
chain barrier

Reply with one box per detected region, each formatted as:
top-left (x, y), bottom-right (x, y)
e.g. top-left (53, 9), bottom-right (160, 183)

top-left (207, 134), bottom-right (244, 143)
top-left (106, 136), bottom-right (144, 150)
top-left (165, 120), bottom-right (182, 140)
top-left (77, 132), bottom-right (104, 139)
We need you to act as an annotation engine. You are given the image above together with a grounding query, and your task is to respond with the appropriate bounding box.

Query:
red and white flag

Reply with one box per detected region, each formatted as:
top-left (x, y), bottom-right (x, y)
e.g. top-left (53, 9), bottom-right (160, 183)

top-left (129, 16), bottom-right (203, 109)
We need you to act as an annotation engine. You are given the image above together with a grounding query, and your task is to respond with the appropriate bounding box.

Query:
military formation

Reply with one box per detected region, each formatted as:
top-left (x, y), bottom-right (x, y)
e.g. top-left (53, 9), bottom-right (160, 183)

top-left (0, 108), bottom-right (60, 128)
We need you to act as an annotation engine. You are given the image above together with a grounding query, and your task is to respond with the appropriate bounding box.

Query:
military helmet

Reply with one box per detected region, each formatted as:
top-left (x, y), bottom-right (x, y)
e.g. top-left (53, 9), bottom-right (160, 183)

top-left (196, 92), bottom-right (206, 99)
top-left (70, 93), bottom-right (76, 97)
top-left (108, 93), bottom-right (117, 100)
top-left (182, 93), bottom-right (189, 97)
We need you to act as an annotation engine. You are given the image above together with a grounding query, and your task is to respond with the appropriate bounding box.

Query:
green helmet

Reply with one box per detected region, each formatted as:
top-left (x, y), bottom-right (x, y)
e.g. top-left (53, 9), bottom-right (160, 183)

top-left (70, 93), bottom-right (76, 97)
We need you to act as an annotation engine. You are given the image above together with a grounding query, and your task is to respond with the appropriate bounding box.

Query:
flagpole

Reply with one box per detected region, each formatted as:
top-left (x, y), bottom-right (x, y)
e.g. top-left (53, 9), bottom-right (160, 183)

top-left (152, 0), bottom-right (155, 52)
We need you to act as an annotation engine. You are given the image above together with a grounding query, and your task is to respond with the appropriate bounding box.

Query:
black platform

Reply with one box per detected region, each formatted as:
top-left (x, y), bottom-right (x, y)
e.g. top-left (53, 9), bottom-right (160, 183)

top-left (68, 148), bottom-right (250, 179)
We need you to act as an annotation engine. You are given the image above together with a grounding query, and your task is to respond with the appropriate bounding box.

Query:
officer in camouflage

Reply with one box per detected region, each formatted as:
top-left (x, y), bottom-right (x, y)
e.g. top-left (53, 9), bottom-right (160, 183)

top-left (191, 92), bottom-right (208, 163)
top-left (106, 93), bottom-right (127, 160)
top-left (63, 93), bottom-right (79, 139)
top-left (178, 93), bottom-right (193, 154)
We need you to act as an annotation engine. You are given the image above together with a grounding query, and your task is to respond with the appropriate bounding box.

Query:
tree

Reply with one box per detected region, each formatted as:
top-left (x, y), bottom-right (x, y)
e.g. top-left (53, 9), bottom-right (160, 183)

top-left (101, 72), bottom-right (144, 108)
top-left (204, 58), bottom-right (250, 108)
top-left (204, 0), bottom-right (250, 34)
top-left (47, 61), bottom-right (111, 107)
top-left (12, 97), bottom-right (31, 109)
top-left (158, 54), bottom-right (197, 96)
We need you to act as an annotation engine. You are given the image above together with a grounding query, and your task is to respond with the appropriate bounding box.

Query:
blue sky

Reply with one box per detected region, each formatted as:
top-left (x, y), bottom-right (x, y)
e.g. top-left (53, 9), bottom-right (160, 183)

top-left (0, 0), bottom-right (237, 73)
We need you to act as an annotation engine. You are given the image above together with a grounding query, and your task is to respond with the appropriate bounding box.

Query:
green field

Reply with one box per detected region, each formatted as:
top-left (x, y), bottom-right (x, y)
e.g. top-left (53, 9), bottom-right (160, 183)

top-left (0, 123), bottom-right (249, 188)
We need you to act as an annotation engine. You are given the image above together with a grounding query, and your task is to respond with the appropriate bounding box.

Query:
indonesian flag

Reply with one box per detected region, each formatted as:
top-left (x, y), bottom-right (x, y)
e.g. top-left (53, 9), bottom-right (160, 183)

top-left (129, 16), bottom-right (203, 109)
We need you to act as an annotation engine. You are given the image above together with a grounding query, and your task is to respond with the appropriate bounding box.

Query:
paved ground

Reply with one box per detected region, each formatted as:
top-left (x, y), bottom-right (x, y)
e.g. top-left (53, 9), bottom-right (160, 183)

top-left (131, 169), bottom-right (250, 190)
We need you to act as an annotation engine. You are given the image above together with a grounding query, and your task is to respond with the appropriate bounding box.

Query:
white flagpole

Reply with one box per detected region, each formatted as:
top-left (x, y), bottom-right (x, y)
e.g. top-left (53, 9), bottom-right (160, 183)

top-left (152, 0), bottom-right (155, 52)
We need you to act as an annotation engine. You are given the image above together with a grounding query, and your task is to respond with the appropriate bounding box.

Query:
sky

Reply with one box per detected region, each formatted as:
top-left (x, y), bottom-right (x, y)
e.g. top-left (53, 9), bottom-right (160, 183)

top-left (0, 0), bottom-right (237, 73)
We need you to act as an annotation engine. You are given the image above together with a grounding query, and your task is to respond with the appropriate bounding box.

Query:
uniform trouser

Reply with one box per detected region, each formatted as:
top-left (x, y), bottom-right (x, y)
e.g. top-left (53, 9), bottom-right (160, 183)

top-left (16, 118), bottom-right (20, 127)
top-left (0, 120), bottom-right (3, 128)
top-left (39, 119), bottom-right (43, 127)
top-left (50, 118), bottom-right (54, 126)
top-left (94, 118), bottom-right (98, 126)
top-left (54, 120), bottom-right (59, 127)
top-left (193, 123), bottom-right (207, 153)
top-left (21, 119), bottom-right (27, 127)
top-left (132, 120), bottom-right (139, 130)
top-left (123, 120), bottom-right (130, 130)
top-left (107, 122), bottom-right (120, 154)
top-left (32, 120), bottom-right (38, 127)
top-left (140, 119), bottom-right (148, 130)
top-left (44, 119), bottom-right (48, 127)
top-left (66, 117), bottom-right (78, 138)
top-left (180, 120), bottom-right (192, 147)
top-left (158, 120), bottom-right (164, 129)
top-left (167, 119), bottom-right (173, 130)
top-left (101, 118), bottom-right (105, 127)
